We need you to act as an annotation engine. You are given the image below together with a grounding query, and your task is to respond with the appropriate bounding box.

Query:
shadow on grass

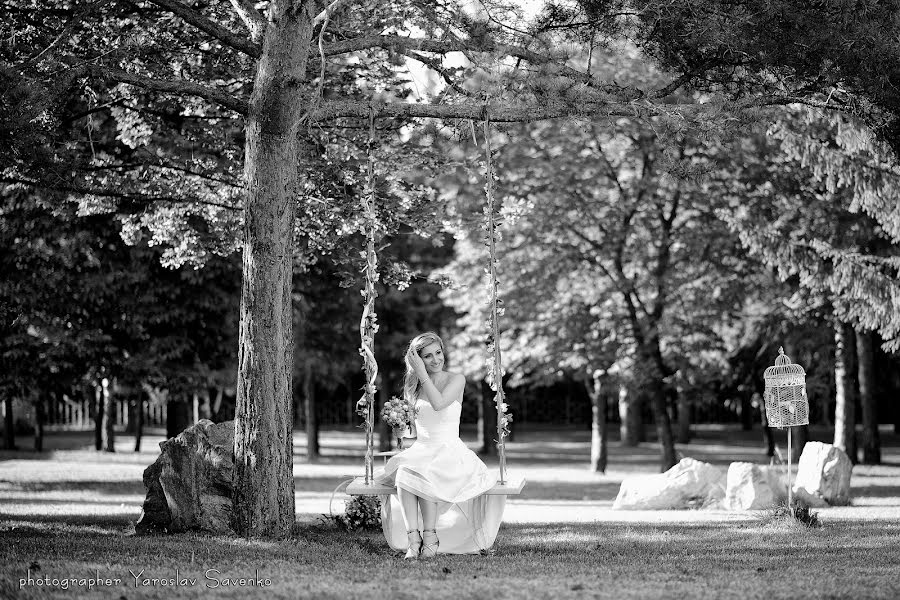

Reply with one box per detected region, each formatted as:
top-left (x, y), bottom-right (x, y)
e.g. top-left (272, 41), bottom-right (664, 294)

top-left (1, 513), bottom-right (136, 528)
top-left (6, 481), bottom-right (145, 494)
top-left (848, 485), bottom-right (900, 498)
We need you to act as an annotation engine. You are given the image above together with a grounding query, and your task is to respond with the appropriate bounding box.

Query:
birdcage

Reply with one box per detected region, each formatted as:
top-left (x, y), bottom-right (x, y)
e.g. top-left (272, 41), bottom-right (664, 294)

top-left (763, 347), bottom-right (809, 513)
top-left (763, 347), bottom-right (810, 429)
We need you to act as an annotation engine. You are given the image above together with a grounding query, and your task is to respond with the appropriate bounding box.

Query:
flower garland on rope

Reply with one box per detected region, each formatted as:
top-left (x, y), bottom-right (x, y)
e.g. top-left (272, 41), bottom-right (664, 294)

top-left (482, 103), bottom-right (511, 483)
top-left (357, 106), bottom-right (379, 484)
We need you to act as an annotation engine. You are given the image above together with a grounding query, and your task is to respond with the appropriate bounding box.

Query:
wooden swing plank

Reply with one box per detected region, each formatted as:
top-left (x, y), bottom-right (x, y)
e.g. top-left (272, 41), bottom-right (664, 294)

top-left (345, 475), bottom-right (526, 496)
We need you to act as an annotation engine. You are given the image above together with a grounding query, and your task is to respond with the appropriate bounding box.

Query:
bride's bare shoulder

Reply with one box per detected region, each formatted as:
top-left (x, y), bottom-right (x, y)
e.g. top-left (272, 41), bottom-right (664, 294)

top-left (447, 371), bottom-right (465, 384)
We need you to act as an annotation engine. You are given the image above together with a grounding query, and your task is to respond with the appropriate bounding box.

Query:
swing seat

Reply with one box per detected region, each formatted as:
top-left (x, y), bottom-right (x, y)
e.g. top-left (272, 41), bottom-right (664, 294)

top-left (345, 474), bottom-right (526, 496)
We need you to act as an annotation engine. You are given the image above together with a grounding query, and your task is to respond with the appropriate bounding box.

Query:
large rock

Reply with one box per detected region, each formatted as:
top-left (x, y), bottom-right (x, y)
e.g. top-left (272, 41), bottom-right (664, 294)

top-left (723, 462), bottom-right (787, 510)
top-left (136, 419), bottom-right (234, 534)
top-left (613, 458), bottom-right (726, 510)
top-left (792, 442), bottom-right (852, 507)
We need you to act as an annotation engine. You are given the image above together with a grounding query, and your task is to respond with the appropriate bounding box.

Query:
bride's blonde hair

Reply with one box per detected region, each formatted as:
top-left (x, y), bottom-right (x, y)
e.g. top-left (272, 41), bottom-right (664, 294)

top-left (403, 332), bottom-right (446, 402)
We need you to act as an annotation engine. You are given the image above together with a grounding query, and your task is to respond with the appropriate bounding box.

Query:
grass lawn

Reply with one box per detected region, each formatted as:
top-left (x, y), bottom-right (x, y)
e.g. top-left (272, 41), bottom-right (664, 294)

top-left (2, 424), bottom-right (899, 599)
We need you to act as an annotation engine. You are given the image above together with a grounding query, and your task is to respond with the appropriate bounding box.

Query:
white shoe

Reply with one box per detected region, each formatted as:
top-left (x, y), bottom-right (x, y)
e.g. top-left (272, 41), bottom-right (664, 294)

top-left (404, 530), bottom-right (422, 560)
top-left (420, 529), bottom-right (439, 558)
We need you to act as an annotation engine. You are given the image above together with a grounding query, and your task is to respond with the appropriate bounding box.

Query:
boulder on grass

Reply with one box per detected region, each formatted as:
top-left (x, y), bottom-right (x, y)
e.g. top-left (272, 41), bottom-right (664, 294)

top-left (792, 441), bottom-right (852, 507)
top-left (724, 462), bottom-right (787, 510)
top-left (613, 457), bottom-right (726, 510)
top-left (136, 419), bottom-right (234, 534)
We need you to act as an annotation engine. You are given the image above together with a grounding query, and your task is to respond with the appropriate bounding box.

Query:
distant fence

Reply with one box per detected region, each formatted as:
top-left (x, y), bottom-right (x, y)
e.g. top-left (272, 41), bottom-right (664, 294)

top-left (1, 398), bottom-right (167, 431)
top-left (3, 388), bottom-right (751, 431)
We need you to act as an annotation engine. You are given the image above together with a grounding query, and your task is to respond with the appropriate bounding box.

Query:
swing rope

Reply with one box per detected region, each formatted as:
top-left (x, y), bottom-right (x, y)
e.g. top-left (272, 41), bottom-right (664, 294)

top-left (353, 105), bottom-right (512, 488)
top-left (483, 102), bottom-right (509, 484)
top-left (357, 105), bottom-right (379, 484)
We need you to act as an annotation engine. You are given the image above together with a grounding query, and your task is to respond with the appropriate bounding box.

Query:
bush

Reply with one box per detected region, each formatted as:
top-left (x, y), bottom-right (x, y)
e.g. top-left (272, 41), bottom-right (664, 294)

top-left (325, 495), bottom-right (382, 531)
top-left (767, 500), bottom-right (822, 528)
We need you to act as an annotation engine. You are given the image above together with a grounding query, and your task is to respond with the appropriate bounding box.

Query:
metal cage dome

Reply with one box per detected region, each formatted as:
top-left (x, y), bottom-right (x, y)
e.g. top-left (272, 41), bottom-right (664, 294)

top-left (763, 347), bottom-right (810, 429)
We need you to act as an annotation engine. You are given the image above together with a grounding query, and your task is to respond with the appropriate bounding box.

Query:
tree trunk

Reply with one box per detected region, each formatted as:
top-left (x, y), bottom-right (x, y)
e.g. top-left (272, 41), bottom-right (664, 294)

top-left (740, 392), bottom-right (753, 431)
top-left (125, 396), bottom-right (137, 434)
top-left (192, 393), bottom-right (200, 424)
top-left (378, 371), bottom-right (393, 452)
top-left (303, 363), bottom-right (319, 462)
top-left (212, 388), bottom-right (224, 422)
top-left (753, 391), bottom-right (776, 457)
top-left (346, 384), bottom-right (354, 426)
top-left (675, 387), bottom-right (691, 444)
top-left (33, 393), bottom-right (45, 452)
top-left (233, 1), bottom-right (314, 537)
top-left (588, 375), bottom-right (607, 473)
top-left (478, 379), bottom-right (497, 456)
top-left (166, 398), bottom-right (190, 439)
top-left (199, 389), bottom-right (212, 421)
top-left (93, 381), bottom-right (104, 451)
top-left (894, 360), bottom-right (900, 434)
top-left (647, 378), bottom-right (677, 471)
top-left (856, 329), bottom-right (880, 464)
top-left (101, 378), bottom-right (115, 452)
top-left (3, 393), bottom-right (15, 450)
top-left (834, 321), bottom-right (858, 463)
top-left (134, 393), bottom-right (144, 453)
top-left (618, 384), bottom-right (642, 446)
top-left (790, 424), bottom-right (808, 462)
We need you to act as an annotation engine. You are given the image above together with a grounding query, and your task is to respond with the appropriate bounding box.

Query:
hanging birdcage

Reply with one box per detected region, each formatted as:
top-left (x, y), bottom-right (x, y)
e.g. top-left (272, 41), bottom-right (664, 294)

top-left (763, 347), bottom-right (810, 429)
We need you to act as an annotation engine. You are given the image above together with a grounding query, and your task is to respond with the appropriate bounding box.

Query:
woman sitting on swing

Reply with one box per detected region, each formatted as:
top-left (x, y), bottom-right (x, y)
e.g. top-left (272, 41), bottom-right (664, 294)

top-left (374, 331), bottom-right (500, 559)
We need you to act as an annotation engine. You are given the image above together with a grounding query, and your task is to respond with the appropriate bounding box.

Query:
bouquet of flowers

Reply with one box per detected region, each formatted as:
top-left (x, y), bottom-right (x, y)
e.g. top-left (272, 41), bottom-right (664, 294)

top-left (380, 396), bottom-right (416, 448)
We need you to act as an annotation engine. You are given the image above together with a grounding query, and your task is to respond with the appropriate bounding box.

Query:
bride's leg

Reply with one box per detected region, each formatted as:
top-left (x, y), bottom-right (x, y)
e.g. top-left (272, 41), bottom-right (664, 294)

top-left (419, 500), bottom-right (440, 558)
top-left (397, 487), bottom-right (420, 532)
top-left (419, 499), bottom-right (438, 531)
top-left (397, 487), bottom-right (422, 559)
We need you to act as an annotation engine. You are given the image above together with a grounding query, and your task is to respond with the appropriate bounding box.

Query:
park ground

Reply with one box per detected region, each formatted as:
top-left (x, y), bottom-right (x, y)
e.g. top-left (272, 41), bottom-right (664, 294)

top-left (1, 424), bottom-right (899, 599)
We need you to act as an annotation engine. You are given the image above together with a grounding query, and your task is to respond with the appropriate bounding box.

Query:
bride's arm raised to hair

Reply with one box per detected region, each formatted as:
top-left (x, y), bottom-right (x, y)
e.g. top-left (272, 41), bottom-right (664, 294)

top-left (407, 349), bottom-right (465, 411)
top-left (420, 373), bottom-right (465, 412)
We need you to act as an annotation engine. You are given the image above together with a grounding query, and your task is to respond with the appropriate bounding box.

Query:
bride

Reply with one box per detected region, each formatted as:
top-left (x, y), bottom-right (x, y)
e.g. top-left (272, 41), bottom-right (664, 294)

top-left (374, 332), bottom-right (502, 559)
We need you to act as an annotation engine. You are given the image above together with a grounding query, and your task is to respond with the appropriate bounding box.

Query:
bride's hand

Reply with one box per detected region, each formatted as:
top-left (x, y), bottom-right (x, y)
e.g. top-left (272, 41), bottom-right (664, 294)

top-left (406, 349), bottom-right (428, 380)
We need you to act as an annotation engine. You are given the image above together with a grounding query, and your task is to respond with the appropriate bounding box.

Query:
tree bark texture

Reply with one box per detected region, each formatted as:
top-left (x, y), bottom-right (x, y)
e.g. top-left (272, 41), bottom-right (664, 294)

top-left (618, 384), bottom-right (642, 446)
top-left (233, 0), bottom-right (315, 537)
top-left (588, 377), bottom-right (607, 473)
top-left (101, 379), bottom-right (115, 452)
top-left (833, 321), bottom-right (857, 463)
top-left (303, 363), bottom-right (319, 462)
top-left (3, 394), bottom-right (15, 450)
top-left (478, 379), bottom-right (497, 456)
top-left (856, 329), bottom-right (880, 464)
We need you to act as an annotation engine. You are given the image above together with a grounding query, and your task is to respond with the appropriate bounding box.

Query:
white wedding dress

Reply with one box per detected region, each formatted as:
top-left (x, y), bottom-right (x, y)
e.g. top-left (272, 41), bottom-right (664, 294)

top-left (374, 398), bottom-right (506, 554)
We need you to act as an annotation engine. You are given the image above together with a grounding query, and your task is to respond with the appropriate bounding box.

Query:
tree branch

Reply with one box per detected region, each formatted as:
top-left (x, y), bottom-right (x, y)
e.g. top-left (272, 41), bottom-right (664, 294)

top-left (146, 0), bottom-right (261, 58)
top-left (313, 99), bottom-right (634, 122)
top-left (312, 93), bottom-right (803, 123)
top-left (321, 34), bottom-right (644, 100)
top-left (227, 0), bottom-right (266, 44)
top-left (0, 176), bottom-right (241, 211)
top-left (313, 0), bottom-right (352, 26)
top-left (89, 64), bottom-right (249, 115)
top-left (399, 49), bottom-right (477, 98)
